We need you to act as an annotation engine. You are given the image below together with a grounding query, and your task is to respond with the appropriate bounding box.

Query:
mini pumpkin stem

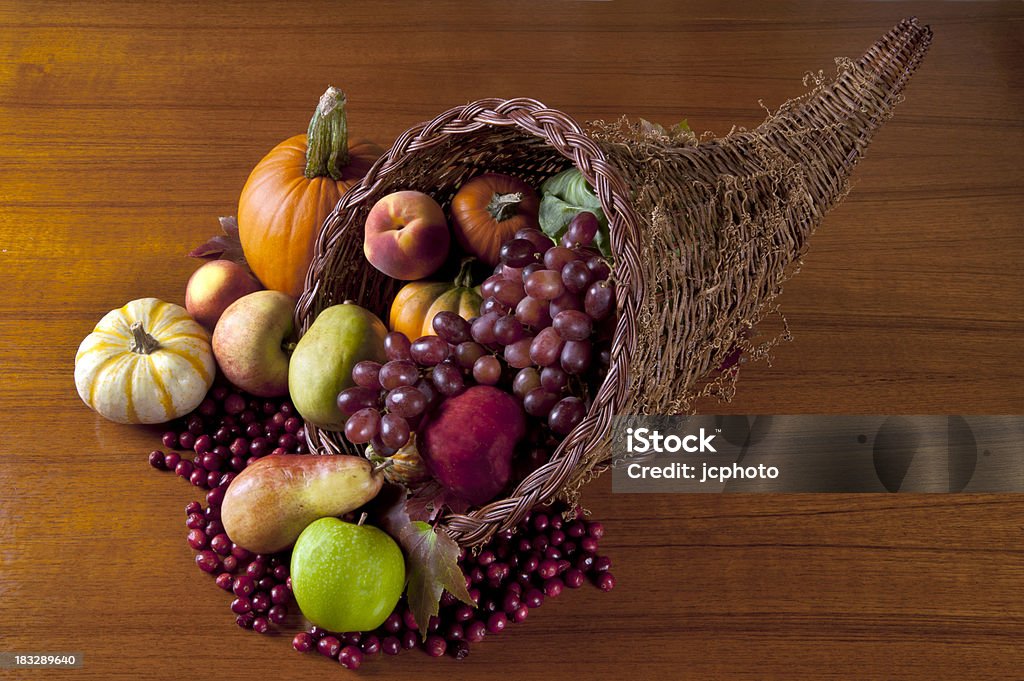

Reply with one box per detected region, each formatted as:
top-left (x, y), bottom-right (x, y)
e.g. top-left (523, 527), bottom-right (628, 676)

top-left (304, 86), bottom-right (350, 181)
top-left (372, 459), bottom-right (396, 476)
top-left (487, 192), bottom-right (523, 222)
top-left (454, 257), bottom-right (476, 288)
top-left (128, 322), bottom-right (161, 355)
top-left (357, 512), bottom-right (368, 526)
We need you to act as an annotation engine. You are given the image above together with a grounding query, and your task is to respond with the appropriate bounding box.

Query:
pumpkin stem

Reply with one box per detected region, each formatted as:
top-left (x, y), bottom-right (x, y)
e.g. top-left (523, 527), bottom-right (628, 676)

top-left (454, 257), bottom-right (476, 289)
top-left (304, 86), bottom-right (350, 180)
top-left (128, 322), bottom-right (161, 355)
top-left (486, 192), bottom-right (523, 223)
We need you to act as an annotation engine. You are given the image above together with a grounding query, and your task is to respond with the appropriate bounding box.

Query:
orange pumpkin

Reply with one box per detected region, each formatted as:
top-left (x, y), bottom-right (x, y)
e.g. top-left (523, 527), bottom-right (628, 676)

top-left (389, 260), bottom-right (482, 340)
top-left (238, 87), bottom-right (383, 297)
top-left (450, 173), bottom-right (541, 266)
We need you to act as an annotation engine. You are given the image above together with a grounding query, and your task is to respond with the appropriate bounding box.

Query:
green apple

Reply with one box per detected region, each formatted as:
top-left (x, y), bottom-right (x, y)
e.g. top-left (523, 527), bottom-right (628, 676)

top-left (290, 517), bottom-right (405, 632)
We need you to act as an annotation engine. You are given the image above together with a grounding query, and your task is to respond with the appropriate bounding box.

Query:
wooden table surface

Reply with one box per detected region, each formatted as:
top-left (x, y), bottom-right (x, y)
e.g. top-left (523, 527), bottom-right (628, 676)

top-left (1, 2), bottom-right (1022, 679)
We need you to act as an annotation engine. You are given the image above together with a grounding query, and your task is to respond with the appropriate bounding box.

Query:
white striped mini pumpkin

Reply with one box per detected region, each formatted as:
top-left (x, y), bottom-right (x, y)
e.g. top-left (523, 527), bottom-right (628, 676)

top-left (75, 298), bottom-right (215, 424)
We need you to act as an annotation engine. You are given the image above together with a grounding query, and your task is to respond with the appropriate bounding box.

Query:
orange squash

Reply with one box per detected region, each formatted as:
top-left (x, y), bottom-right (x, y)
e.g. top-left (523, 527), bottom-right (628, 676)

top-left (389, 260), bottom-right (482, 340)
top-left (238, 87), bottom-right (383, 297)
top-left (450, 173), bottom-right (541, 266)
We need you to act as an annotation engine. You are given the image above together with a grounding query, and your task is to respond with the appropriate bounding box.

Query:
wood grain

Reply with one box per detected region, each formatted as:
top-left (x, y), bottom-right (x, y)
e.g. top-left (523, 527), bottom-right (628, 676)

top-left (0, 2), bottom-right (1021, 679)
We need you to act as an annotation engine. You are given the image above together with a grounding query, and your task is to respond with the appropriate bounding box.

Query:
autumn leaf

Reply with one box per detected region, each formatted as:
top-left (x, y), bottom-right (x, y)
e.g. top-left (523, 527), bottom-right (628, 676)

top-left (405, 480), bottom-right (471, 523)
top-left (374, 484), bottom-right (474, 638)
top-left (187, 216), bottom-right (248, 265)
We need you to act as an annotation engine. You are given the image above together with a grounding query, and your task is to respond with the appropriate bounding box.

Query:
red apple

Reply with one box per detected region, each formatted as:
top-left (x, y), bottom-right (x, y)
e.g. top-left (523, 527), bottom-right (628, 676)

top-left (419, 386), bottom-right (526, 505)
top-left (212, 290), bottom-right (296, 397)
top-left (363, 191), bottom-right (450, 280)
top-left (185, 260), bottom-right (262, 330)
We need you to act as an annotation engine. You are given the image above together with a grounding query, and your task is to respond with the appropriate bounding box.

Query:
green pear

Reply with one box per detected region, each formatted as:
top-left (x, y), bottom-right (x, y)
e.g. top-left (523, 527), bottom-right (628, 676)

top-left (289, 303), bottom-right (387, 431)
top-left (291, 517), bottom-right (406, 632)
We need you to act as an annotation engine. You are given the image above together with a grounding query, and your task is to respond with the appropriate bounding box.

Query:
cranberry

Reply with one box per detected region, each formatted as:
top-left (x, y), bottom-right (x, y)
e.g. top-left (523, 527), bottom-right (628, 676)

top-left (193, 434), bottom-right (213, 456)
top-left (186, 513), bottom-right (205, 530)
top-left (318, 635), bottom-right (341, 658)
top-left (401, 630), bottom-right (418, 650)
top-left (511, 604), bottom-right (529, 623)
top-left (523, 588), bottom-right (544, 608)
top-left (382, 612), bottom-right (403, 633)
top-left (596, 571), bottom-right (616, 591)
top-left (196, 548), bottom-right (221, 569)
top-left (188, 469), bottom-right (206, 487)
top-left (230, 597), bottom-right (252, 614)
top-left (249, 437), bottom-right (270, 457)
top-left (212, 385), bottom-right (229, 401)
top-left (224, 393), bottom-right (245, 414)
top-left (245, 423), bottom-right (262, 439)
top-left (187, 529), bottom-right (208, 550)
top-left (277, 433), bottom-right (297, 451)
top-left (502, 592), bottom-right (521, 613)
top-left (252, 617), bottom-right (270, 634)
top-left (562, 567), bottom-right (585, 589)
top-left (251, 592), bottom-right (270, 613)
top-left (544, 578), bottom-right (564, 598)
top-left (246, 560), bottom-right (266, 579)
top-left (453, 604), bottom-right (474, 622)
top-left (213, 426), bottom-right (232, 444)
top-left (161, 431), bottom-right (179, 449)
top-left (235, 613), bottom-right (255, 629)
top-left (272, 564), bottom-right (288, 581)
top-left (486, 612), bottom-right (507, 634)
top-left (465, 620), bottom-right (486, 643)
top-left (178, 432), bottom-right (196, 450)
top-left (270, 584), bottom-right (289, 605)
top-left (506, 581), bottom-right (523, 595)
top-left (184, 500), bottom-right (202, 516)
top-left (592, 555), bottom-right (612, 573)
top-left (486, 562), bottom-right (509, 583)
top-left (148, 450), bottom-right (166, 470)
top-left (230, 455), bottom-right (245, 471)
top-left (292, 632), bottom-right (314, 653)
top-left (233, 575), bottom-right (255, 597)
top-left (580, 536), bottom-right (598, 553)
top-left (360, 634), bottom-right (380, 655)
top-left (240, 409), bottom-right (257, 424)
top-left (550, 514), bottom-right (563, 530)
top-left (204, 520), bottom-right (224, 538)
top-left (221, 555), bottom-right (239, 573)
top-left (258, 576), bottom-right (275, 591)
top-left (533, 513), bottom-right (549, 532)
top-left (218, 472), bottom-right (236, 487)
top-left (268, 604), bottom-right (287, 624)
top-left (206, 486), bottom-right (226, 508)
top-left (587, 521), bottom-right (605, 539)
top-left (550, 529), bottom-right (566, 546)
top-left (576, 554), bottom-right (595, 571)
top-left (173, 458), bottom-right (191, 478)
top-left (451, 639), bottom-right (470, 660)
top-left (424, 635), bottom-right (447, 657)
top-left (522, 554), bottom-right (540, 573)
top-left (229, 438), bottom-right (249, 457)
top-left (284, 417), bottom-right (302, 434)
top-left (402, 609), bottom-right (418, 630)
top-left (231, 544), bottom-right (252, 561)
top-left (206, 470), bottom-right (220, 487)
top-left (338, 645), bottom-right (363, 669)
top-left (537, 559), bottom-right (558, 579)
top-left (381, 636), bottom-right (401, 655)
top-left (215, 573), bottom-right (234, 591)
top-left (477, 550), bottom-right (496, 566)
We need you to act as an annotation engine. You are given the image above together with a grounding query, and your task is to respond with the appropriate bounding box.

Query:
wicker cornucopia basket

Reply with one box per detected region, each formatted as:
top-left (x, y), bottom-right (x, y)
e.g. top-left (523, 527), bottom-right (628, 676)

top-left (295, 18), bottom-right (933, 546)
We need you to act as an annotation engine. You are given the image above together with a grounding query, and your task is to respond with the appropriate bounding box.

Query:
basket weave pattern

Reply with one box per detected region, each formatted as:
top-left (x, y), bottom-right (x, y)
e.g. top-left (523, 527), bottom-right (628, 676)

top-left (296, 18), bottom-right (933, 547)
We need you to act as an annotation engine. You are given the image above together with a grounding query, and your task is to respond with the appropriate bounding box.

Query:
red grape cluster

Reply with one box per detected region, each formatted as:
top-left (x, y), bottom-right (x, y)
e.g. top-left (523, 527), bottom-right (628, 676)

top-left (473, 212), bottom-right (613, 434)
top-left (291, 503), bottom-right (614, 664)
top-left (148, 380), bottom-right (303, 635)
top-left (336, 330), bottom-right (461, 450)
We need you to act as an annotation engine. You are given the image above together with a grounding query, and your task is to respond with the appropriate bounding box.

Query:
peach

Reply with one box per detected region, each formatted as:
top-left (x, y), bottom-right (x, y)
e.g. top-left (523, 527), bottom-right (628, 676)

top-left (363, 191), bottom-right (450, 280)
top-left (185, 260), bottom-right (262, 330)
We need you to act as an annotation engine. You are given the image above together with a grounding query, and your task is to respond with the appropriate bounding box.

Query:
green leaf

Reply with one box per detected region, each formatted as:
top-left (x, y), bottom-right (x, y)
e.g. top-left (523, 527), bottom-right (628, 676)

top-left (539, 169), bottom-right (611, 258)
top-left (375, 484), bottom-right (474, 638)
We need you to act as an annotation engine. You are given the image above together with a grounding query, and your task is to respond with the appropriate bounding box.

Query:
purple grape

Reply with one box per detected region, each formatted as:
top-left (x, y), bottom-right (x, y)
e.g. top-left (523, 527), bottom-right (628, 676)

top-left (512, 368), bottom-right (541, 399)
top-left (540, 365), bottom-right (568, 392)
top-left (431, 362), bottom-right (465, 396)
top-left (514, 228), bottom-right (555, 254)
top-left (529, 327), bottom-right (565, 367)
top-left (385, 386), bottom-right (428, 418)
top-left (384, 332), bottom-right (412, 361)
top-left (503, 337), bottom-right (534, 369)
top-left (455, 341), bottom-right (487, 369)
top-left (549, 397), bottom-right (585, 434)
top-left (432, 311), bottom-right (471, 344)
top-left (586, 256), bottom-right (611, 281)
top-left (500, 238), bottom-right (543, 267)
top-left (471, 312), bottom-right (500, 345)
top-left (524, 269), bottom-right (565, 301)
top-left (473, 355), bottom-right (502, 385)
top-left (564, 211), bottom-right (600, 247)
top-left (561, 260), bottom-right (593, 295)
top-left (494, 315), bottom-right (527, 345)
top-left (480, 275), bottom-right (503, 298)
top-left (380, 413), bottom-right (411, 449)
top-left (344, 408), bottom-right (380, 444)
top-left (410, 335), bottom-right (450, 366)
top-left (379, 360), bottom-right (420, 390)
top-left (585, 281), bottom-right (614, 320)
top-left (493, 279), bottom-right (527, 307)
top-left (523, 388), bottom-right (559, 417)
top-left (351, 361), bottom-right (383, 389)
top-left (560, 339), bottom-right (592, 374)
top-left (543, 246), bottom-right (578, 272)
top-left (481, 297), bottom-right (510, 316)
top-left (549, 291), bottom-right (584, 317)
top-left (553, 310), bottom-right (593, 341)
top-left (336, 386), bottom-right (380, 416)
top-left (514, 296), bottom-right (552, 329)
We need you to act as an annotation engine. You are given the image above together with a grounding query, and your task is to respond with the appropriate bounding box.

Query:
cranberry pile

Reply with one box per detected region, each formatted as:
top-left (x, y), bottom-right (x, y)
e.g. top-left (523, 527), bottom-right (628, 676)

top-left (148, 379), bottom-right (615, 665)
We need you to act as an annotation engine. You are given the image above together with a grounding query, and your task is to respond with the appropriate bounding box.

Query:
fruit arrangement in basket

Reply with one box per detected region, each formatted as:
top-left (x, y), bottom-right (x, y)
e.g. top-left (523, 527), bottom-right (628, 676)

top-left (71, 18), bottom-right (931, 667)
